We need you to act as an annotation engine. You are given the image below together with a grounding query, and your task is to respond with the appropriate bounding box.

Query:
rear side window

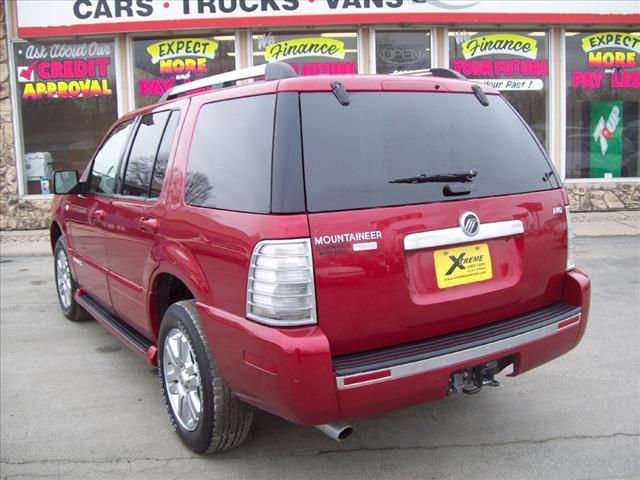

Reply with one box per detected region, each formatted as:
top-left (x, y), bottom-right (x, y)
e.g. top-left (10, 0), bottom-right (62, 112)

top-left (122, 111), bottom-right (171, 197)
top-left (185, 95), bottom-right (275, 213)
top-left (88, 120), bottom-right (134, 195)
top-left (300, 92), bottom-right (559, 212)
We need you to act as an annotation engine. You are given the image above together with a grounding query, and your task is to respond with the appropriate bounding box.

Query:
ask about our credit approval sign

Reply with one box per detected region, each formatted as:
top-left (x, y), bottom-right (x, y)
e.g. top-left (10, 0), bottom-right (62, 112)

top-left (14, 0), bottom-right (640, 38)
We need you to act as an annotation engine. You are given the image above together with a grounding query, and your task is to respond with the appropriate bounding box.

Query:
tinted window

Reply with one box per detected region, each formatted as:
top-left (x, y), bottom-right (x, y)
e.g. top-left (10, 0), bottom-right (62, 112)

top-left (88, 120), bottom-right (134, 195)
top-left (301, 92), bottom-right (559, 212)
top-left (122, 111), bottom-right (170, 197)
top-left (185, 95), bottom-right (275, 213)
top-left (150, 111), bottom-right (180, 198)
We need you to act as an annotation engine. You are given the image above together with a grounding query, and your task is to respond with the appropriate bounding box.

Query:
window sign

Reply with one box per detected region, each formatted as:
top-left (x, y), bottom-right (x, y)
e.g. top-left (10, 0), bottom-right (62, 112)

top-left (252, 32), bottom-right (358, 76)
top-left (16, 41), bottom-right (114, 100)
top-left (375, 31), bottom-right (431, 74)
top-left (566, 31), bottom-right (639, 179)
top-left (571, 32), bottom-right (640, 89)
top-left (13, 39), bottom-right (119, 195)
top-left (449, 30), bottom-right (549, 146)
top-left (133, 35), bottom-right (236, 107)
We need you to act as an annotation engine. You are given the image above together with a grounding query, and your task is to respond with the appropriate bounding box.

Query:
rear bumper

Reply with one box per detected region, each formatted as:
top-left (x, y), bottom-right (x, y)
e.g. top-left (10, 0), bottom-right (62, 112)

top-left (198, 269), bottom-right (590, 425)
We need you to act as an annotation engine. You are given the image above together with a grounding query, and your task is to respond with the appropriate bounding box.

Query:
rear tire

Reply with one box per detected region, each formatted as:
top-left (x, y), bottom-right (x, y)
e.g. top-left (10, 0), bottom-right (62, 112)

top-left (54, 237), bottom-right (90, 322)
top-left (158, 300), bottom-right (254, 454)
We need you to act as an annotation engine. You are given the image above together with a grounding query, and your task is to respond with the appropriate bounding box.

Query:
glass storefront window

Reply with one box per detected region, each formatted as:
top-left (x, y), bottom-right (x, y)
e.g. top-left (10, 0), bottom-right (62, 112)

top-left (252, 31), bottom-right (358, 75)
top-left (565, 31), bottom-right (640, 179)
top-left (449, 30), bottom-right (549, 147)
top-left (375, 30), bottom-right (431, 74)
top-left (12, 39), bottom-right (119, 195)
top-left (132, 34), bottom-right (236, 108)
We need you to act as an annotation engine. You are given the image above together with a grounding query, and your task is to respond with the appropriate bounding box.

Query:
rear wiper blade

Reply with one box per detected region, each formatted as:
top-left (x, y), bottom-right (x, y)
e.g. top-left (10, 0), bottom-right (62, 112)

top-left (389, 169), bottom-right (478, 184)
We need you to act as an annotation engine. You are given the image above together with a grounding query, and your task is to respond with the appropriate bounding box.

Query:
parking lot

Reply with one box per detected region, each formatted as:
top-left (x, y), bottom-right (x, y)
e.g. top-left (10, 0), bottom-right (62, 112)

top-left (1, 236), bottom-right (639, 480)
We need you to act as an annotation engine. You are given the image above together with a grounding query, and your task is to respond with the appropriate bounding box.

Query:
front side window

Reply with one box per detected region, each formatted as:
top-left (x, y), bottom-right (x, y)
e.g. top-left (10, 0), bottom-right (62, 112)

top-left (565, 31), bottom-right (640, 179)
top-left (449, 30), bottom-right (549, 147)
top-left (122, 111), bottom-right (171, 197)
top-left (185, 95), bottom-right (275, 213)
top-left (252, 31), bottom-right (358, 76)
top-left (375, 30), bottom-right (431, 74)
top-left (12, 39), bottom-right (119, 195)
top-left (132, 35), bottom-right (236, 108)
top-left (88, 120), bottom-right (134, 195)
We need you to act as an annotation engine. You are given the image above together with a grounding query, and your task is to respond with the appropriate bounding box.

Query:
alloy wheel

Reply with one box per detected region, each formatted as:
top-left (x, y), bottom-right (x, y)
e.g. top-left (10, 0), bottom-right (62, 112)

top-left (55, 249), bottom-right (73, 310)
top-left (163, 328), bottom-right (203, 431)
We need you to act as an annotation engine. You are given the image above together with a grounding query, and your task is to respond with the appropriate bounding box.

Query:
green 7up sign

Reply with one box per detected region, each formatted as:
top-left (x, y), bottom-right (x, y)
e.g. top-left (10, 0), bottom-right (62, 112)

top-left (590, 101), bottom-right (623, 178)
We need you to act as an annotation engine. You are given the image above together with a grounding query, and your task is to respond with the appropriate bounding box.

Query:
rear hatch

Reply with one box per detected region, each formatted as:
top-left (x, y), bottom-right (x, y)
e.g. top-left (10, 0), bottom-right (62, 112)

top-left (300, 88), bottom-right (567, 356)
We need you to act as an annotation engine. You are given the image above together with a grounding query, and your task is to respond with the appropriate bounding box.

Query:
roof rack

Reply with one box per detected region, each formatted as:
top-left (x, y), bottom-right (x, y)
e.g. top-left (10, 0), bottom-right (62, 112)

top-left (159, 62), bottom-right (297, 102)
top-left (391, 68), bottom-right (468, 80)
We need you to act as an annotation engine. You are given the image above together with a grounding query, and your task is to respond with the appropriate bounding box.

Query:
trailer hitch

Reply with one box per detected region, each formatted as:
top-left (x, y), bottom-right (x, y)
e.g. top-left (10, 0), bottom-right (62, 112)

top-left (448, 359), bottom-right (509, 395)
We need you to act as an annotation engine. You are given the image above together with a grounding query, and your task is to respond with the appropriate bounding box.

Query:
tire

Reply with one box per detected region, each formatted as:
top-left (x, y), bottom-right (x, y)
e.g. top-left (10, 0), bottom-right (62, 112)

top-left (158, 300), bottom-right (254, 454)
top-left (54, 237), bottom-right (90, 322)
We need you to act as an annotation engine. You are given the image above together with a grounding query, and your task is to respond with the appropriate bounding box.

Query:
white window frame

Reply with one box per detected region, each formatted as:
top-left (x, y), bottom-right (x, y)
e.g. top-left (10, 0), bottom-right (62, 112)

top-left (549, 26), bottom-right (564, 180)
top-left (368, 26), bottom-right (437, 74)
top-left (562, 27), bottom-right (640, 183)
top-left (126, 30), bottom-right (242, 112)
top-left (445, 27), bottom-right (554, 167)
top-left (8, 36), bottom-right (124, 200)
top-left (247, 28), bottom-right (361, 71)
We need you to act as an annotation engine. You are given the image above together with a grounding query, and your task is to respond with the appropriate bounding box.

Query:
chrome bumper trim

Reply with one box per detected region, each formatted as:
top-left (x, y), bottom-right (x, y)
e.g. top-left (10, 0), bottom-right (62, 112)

top-left (336, 313), bottom-right (580, 389)
top-left (404, 220), bottom-right (524, 251)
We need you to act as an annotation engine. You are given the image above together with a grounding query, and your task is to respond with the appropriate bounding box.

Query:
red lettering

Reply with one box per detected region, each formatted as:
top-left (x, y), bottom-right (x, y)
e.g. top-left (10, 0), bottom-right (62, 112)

top-left (451, 59), bottom-right (494, 77)
top-left (138, 78), bottom-right (176, 97)
top-left (36, 61), bottom-right (50, 80)
top-left (611, 71), bottom-right (640, 88)
top-left (94, 58), bottom-right (110, 77)
top-left (572, 71), bottom-right (604, 89)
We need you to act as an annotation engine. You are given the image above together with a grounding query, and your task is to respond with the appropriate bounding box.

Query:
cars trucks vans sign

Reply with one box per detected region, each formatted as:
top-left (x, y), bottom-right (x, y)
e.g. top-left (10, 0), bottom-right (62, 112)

top-left (15, 0), bottom-right (640, 37)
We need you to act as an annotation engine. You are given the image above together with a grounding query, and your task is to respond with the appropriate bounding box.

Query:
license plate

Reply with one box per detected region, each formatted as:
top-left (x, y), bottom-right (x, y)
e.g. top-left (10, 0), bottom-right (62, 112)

top-left (434, 243), bottom-right (493, 289)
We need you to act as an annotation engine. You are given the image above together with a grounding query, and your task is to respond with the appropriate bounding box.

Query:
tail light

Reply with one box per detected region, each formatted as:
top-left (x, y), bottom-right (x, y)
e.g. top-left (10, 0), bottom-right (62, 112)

top-left (246, 239), bottom-right (317, 326)
top-left (565, 206), bottom-right (576, 271)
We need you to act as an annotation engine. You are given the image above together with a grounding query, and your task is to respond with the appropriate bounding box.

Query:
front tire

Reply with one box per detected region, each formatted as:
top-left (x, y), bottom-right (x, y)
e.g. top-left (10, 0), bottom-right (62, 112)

top-left (54, 237), bottom-right (90, 322)
top-left (158, 300), bottom-right (253, 454)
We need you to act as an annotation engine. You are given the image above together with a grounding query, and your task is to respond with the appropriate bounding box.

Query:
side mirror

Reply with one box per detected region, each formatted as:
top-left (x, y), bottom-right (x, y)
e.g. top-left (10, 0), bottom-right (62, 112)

top-left (53, 170), bottom-right (80, 194)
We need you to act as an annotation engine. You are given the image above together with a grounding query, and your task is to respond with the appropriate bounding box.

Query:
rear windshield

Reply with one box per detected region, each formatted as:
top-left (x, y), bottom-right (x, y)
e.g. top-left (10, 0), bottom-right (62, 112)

top-left (300, 92), bottom-right (558, 212)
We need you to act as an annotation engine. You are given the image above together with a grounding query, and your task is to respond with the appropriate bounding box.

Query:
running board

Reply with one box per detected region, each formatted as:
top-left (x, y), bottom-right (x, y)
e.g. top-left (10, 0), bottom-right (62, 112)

top-left (75, 292), bottom-right (157, 365)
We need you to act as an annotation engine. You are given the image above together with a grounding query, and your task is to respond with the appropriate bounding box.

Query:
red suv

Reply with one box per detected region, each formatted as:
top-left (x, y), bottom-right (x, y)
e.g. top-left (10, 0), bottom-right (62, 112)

top-left (51, 63), bottom-right (590, 454)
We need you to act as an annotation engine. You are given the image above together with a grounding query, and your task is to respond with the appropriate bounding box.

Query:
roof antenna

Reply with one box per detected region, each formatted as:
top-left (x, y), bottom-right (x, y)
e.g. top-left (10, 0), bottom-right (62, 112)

top-left (331, 81), bottom-right (350, 106)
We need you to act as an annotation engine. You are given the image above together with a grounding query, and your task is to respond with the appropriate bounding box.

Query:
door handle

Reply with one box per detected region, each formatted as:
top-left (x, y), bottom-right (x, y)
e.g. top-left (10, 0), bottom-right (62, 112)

top-left (138, 217), bottom-right (158, 234)
top-left (92, 209), bottom-right (106, 221)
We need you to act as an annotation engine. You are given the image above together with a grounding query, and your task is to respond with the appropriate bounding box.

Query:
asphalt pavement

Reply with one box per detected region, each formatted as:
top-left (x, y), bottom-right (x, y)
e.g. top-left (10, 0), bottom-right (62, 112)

top-left (1, 236), bottom-right (639, 479)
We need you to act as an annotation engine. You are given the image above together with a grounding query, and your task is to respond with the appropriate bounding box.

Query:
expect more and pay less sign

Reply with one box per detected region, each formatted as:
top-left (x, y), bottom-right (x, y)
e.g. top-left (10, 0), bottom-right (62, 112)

top-left (14, 0), bottom-right (640, 37)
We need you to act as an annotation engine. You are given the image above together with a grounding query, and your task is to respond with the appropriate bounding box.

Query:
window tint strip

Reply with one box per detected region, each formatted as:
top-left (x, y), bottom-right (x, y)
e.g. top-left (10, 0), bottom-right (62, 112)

top-left (149, 110), bottom-right (180, 198)
top-left (122, 111), bottom-right (171, 198)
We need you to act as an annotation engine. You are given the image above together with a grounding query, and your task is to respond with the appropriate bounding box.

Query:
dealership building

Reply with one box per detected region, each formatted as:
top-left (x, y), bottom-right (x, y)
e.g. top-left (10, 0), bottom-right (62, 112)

top-left (0, 0), bottom-right (638, 229)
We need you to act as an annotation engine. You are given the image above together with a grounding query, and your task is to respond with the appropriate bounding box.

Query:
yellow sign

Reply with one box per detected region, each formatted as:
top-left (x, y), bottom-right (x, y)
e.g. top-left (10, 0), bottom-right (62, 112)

top-left (461, 33), bottom-right (538, 60)
top-left (265, 37), bottom-right (345, 63)
top-left (434, 243), bottom-right (493, 289)
top-left (146, 38), bottom-right (218, 64)
top-left (581, 32), bottom-right (640, 53)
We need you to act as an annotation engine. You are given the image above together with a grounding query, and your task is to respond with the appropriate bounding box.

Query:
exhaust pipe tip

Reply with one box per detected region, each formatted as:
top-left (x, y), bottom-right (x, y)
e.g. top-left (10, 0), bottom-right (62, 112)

top-left (315, 423), bottom-right (354, 441)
